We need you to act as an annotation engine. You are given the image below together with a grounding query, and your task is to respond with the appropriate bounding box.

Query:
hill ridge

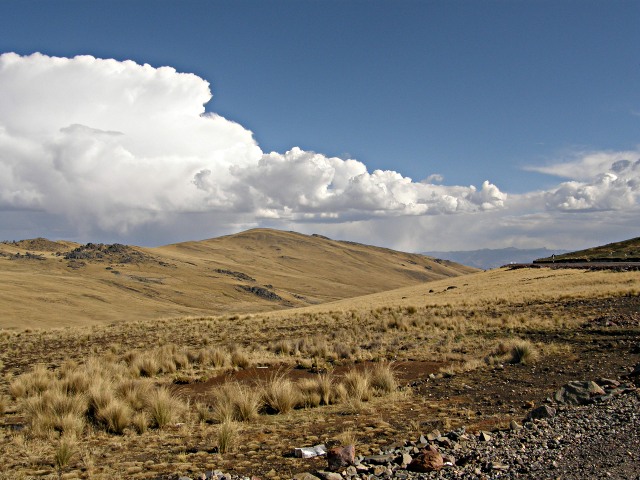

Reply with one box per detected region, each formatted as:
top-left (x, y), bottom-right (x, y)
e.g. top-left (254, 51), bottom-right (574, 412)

top-left (0, 228), bottom-right (476, 329)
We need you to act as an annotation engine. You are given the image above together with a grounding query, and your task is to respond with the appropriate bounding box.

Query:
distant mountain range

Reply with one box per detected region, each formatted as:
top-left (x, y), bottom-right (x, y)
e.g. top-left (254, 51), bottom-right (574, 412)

top-left (423, 247), bottom-right (569, 270)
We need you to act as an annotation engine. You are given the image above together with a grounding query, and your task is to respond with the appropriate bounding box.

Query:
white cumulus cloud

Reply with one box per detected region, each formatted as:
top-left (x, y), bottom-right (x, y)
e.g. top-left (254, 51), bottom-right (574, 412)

top-left (528, 151), bottom-right (640, 211)
top-left (0, 52), bottom-right (507, 240)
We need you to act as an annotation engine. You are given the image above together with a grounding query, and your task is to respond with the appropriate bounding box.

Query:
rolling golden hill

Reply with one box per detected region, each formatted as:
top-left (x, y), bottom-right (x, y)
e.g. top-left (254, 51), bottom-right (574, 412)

top-left (0, 228), bottom-right (475, 329)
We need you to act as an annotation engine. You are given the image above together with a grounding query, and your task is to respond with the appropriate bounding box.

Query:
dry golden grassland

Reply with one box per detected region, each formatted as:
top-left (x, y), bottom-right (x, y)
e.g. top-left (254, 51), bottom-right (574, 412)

top-left (0, 267), bottom-right (638, 479)
top-left (0, 229), bottom-right (474, 330)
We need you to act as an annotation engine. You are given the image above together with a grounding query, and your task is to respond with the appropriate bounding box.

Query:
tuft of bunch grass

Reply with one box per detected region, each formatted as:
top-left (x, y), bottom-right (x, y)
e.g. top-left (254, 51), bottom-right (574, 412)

top-left (208, 347), bottom-right (229, 368)
top-left (298, 372), bottom-right (336, 407)
top-left (95, 399), bottom-right (131, 434)
top-left (509, 340), bottom-right (539, 365)
top-left (230, 349), bottom-right (251, 369)
top-left (9, 364), bottom-right (52, 399)
top-left (216, 420), bottom-right (238, 454)
top-left (0, 394), bottom-right (9, 416)
top-left (23, 389), bottom-right (87, 437)
top-left (297, 379), bottom-right (322, 408)
top-left (116, 379), bottom-right (152, 411)
top-left (87, 379), bottom-right (115, 419)
top-left (146, 387), bottom-right (184, 428)
top-left (132, 411), bottom-right (149, 434)
top-left (132, 356), bottom-right (160, 377)
top-left (261, 371), bottom-right (300, 414)
top-left (59, 371), bottom-right (92, 396)
top-left (54, 435), bottom-right (77, 474)
top-left (340, 368), bottom-right (372, 402)
top-left (369, 362), bottom-right (398, 395)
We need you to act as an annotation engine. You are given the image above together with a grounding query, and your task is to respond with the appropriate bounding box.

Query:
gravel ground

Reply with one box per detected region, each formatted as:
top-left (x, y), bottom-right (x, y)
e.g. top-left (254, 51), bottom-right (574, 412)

top-left (422, 389), bottom-right (640, 479)
top-left (170, 386), bottom-right (639, 480)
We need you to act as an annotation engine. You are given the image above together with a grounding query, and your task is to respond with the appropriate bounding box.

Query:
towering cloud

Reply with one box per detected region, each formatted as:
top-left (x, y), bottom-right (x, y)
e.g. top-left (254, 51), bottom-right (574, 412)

top-left (0, 53), bottom-right (505, 238)
top-left (1, 53), bottom-right (637, 250)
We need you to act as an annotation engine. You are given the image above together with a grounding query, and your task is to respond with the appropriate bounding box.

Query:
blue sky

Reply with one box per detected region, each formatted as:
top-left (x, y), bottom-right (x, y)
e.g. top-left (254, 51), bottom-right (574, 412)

top-left (0, 1), bottom-right (638, 251)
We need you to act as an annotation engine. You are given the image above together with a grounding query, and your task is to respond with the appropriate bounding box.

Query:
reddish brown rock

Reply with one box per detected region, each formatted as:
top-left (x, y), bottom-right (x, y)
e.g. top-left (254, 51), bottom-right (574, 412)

top-left (408, 445), bottom-right (444, 472)
top-left (327, 444), bottom-right (355, 471)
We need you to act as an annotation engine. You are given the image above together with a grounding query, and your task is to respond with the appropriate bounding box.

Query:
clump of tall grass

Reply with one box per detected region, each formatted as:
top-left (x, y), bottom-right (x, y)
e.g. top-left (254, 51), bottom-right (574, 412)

top-left (261, 371), bottom-right (300, 414)
top-left (146, 387), bottom-right (184, 428)
top-left (298, 373), bottom-right (336, 407)
top-left (9, 364), bottom-right (53, 398)
top-left (13, 356), bottom-right (187, 436)
top-left (116, 379), bottom-right (152, 411)
top-left (213, 382), bottom-right (260, 422)
top-left (95, 399), bottom-right (132, 434)
top-left (217, 420), bottom-right (238, 454)
top-left (0, 394), bottom-right (9, 416)
top-left (509, 340), bottom-right (539, 365)
top-left (369, 362), bottom-right (398, 395)
top-left (132, 411), bottom-right (149, 434)
top-left (54, 435), bottom-right (77, 476)
top-left (22, 389), bottom-right (87, 437)
top-left (230, 349), bottom-right (252, 369)
top-left (340, 368), bottom-right (372, 402)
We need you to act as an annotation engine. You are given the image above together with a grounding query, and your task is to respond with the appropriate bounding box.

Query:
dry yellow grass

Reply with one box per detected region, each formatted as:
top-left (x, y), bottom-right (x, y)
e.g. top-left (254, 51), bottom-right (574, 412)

top-left (0, 228), bottom-right (475, 330)
top-left (0, 240), bottom-right (638, 479)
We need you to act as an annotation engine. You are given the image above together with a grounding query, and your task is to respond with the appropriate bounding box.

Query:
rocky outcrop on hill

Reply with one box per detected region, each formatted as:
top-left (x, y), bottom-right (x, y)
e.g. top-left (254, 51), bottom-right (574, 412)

top-left (64, 242), bottom-right (154, 264)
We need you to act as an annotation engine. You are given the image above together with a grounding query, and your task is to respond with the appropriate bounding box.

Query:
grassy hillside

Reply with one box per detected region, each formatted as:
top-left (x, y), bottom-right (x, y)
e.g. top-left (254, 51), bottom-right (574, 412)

top-left (535, 236), bottom-right (640, 263)
top-left (0, 228), bottom-right (475, 329)
top-left (1, 266), bottom-right (637, 479)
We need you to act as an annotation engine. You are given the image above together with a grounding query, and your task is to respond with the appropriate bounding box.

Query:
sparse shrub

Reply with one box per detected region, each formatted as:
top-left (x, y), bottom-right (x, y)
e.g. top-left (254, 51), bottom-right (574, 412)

top-left (261, 371), bottom-right (300, 414)
top-left (217, 420), bottom-right (238, 454)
